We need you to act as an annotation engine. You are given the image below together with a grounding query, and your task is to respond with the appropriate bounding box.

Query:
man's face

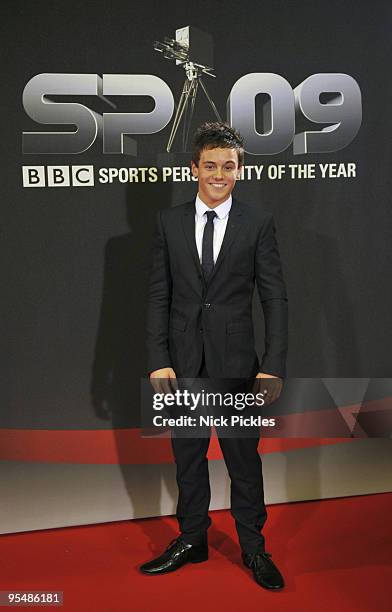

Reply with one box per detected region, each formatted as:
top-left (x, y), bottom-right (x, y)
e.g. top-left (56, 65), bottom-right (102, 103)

top-left (191, 147), bottom-right (241, 208)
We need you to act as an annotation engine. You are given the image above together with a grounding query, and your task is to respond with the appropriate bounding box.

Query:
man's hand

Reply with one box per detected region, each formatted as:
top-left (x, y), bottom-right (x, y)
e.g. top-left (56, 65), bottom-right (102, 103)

top-left (149, 367), bottom-right (178, 395)
top-left (253, 372), bottom-right (283, 406)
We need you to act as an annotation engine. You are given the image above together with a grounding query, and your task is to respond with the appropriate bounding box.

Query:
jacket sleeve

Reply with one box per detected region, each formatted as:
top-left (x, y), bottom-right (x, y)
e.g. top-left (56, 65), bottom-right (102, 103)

top-left (146, 210), bottom-right (173, 375)
top-left (255, 213), bottom-right (288, 378)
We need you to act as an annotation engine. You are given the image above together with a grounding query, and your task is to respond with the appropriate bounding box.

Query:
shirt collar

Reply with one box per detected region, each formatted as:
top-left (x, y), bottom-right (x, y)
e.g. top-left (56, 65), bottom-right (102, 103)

top-left (195, 193), bottom-right (232, 220)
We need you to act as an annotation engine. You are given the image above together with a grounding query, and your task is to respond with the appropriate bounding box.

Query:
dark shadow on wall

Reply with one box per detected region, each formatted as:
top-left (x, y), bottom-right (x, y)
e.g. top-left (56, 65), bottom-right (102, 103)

top-left (90, 178), bottom-right (179, 533)
top-left (287, 226), bottom-right (360, 377)
top-left (91, 179), bottom-right (173, 428)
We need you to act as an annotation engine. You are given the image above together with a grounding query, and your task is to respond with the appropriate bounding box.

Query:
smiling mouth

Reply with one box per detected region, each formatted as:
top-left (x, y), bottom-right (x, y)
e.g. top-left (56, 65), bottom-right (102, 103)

top-left (209, 183), bottom-right (226, 188)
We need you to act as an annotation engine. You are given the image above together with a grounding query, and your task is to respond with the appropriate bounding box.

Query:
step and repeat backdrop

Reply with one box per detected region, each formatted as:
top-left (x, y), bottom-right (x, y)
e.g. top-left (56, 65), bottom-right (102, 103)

top-left (1, 0), bottom-right (391, 532)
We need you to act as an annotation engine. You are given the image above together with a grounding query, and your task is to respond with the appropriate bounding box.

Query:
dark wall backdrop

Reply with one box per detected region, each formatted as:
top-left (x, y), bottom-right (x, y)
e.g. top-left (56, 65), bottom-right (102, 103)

top-left (1, 0), bottom-right (392, 430)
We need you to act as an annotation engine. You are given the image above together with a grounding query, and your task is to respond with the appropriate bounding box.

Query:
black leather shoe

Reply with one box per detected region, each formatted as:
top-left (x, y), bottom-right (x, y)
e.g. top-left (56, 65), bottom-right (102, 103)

top-left (140, 537), bottom-right (208, 575)
top-left (242, 551), bottom-right (285, 590)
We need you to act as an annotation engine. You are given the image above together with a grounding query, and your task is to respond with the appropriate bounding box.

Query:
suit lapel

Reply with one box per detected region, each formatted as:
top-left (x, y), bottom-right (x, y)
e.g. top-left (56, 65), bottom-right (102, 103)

top-left (181, 201), bottom-right (206, 289)
top-left (181, 197), bottom-right (245, 289)
top-left (207, 197), bottom-right (244, 285)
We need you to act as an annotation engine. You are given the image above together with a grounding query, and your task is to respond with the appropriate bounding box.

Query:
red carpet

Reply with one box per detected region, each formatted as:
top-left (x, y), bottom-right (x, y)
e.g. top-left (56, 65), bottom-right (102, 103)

top-left (1, 493), bottom-right (391, 611)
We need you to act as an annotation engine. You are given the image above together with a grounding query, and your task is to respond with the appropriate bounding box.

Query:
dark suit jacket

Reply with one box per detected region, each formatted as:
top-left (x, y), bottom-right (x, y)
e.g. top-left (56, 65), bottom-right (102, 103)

top-left (146, 197), bottom-right (288, 379)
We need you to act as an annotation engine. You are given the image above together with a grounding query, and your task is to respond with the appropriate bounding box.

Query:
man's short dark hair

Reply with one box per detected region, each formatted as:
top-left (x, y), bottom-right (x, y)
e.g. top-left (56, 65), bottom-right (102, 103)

top-left (192, 122), bottom-right (244, 167)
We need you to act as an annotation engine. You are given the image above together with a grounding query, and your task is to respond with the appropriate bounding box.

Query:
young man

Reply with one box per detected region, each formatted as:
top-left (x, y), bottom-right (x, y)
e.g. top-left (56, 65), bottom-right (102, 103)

top-left (141, 123), bottom-right (288, 590)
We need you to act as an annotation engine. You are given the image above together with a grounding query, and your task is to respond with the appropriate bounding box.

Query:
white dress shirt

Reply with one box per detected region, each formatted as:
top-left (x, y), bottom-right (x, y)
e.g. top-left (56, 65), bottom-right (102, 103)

top-left (195, 193), bottom-right (232, 264)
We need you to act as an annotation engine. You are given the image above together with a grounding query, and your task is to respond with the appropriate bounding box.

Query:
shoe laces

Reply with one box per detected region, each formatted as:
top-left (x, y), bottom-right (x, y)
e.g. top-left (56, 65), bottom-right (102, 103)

top-left (166, 537), bottom-right (186, 551)
top-left (248, 551), bottom-right (273, 569)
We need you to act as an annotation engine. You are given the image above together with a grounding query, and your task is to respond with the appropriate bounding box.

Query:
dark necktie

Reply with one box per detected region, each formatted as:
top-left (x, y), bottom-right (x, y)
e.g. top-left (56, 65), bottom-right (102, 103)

top-left (202, 210), bottom-right (217, 280)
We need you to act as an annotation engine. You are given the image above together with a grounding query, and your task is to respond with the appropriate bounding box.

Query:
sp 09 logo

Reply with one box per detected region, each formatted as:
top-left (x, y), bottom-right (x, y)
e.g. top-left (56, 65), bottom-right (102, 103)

top-left (22, 73), bottom-right (362, 156)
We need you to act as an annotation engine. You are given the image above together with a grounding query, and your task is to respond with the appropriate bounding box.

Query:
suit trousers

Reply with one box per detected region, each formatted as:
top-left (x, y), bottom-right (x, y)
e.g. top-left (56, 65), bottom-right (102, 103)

top-left (170, 353), bottom-right (268, 554)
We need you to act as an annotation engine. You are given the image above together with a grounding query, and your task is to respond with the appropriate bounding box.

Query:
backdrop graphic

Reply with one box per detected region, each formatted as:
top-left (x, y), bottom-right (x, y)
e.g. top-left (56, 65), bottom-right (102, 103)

top-left (1, 0), bottom-right (392, 532)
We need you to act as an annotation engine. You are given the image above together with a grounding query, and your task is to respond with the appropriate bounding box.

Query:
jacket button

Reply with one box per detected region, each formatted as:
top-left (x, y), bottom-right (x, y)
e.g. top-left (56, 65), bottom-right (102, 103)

top-left (200, 328), bottom-right (203, 333)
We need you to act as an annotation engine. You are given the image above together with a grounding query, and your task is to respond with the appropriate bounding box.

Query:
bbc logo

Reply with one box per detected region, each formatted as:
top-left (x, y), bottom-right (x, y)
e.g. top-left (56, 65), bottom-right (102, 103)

top-left (22, 166), bottom-right (95, 187)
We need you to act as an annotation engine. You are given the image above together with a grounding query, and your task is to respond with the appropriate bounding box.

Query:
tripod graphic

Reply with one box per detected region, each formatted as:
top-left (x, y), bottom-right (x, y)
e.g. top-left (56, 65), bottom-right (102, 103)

top-left (154, 27), bottom-right (222, 152)
top-left (167, 62), bottom-right (222, 152)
